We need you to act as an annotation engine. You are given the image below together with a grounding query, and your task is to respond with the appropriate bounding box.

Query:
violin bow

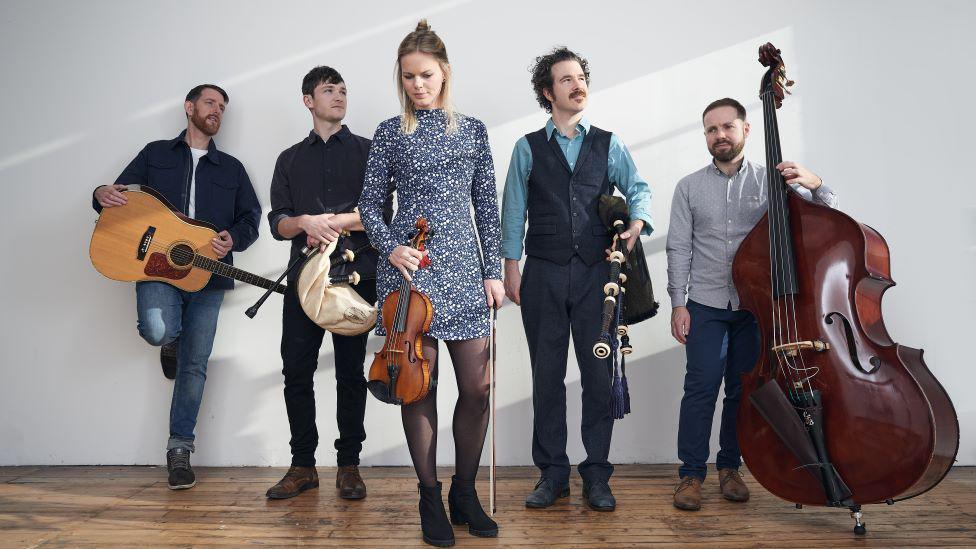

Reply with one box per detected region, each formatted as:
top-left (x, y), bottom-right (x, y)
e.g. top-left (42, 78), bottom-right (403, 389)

top-left (489, 306), bottom-right (497, 516)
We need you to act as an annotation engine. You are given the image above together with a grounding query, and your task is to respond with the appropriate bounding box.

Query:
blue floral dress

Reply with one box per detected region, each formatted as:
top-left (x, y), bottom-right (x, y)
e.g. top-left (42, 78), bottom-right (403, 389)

top-left (358, 109), bottom-right (502, 340)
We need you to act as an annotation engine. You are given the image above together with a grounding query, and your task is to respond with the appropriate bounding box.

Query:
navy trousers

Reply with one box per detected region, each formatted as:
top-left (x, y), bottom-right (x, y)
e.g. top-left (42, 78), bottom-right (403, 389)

top-left (677, 299), bottom-right (760, 480)
top-left (521, 255), bottom-right (614, 485)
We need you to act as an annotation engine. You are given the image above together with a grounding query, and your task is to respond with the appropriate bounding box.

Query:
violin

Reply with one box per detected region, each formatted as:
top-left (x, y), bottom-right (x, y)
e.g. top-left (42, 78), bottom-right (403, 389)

top-left (731, 43), bottom-right (959, 535)
top-left (367, 218), bottom-right (435, 405)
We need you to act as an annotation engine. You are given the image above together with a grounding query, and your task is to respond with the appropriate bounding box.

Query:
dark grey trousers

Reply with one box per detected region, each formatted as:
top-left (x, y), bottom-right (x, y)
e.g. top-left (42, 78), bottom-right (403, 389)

top-left (521, 255), bottom-right (614, 485)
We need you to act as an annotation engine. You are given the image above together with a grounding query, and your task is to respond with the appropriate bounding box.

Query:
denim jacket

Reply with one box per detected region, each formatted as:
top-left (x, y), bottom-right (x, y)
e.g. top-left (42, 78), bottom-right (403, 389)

top-left (92, 130), bottom-right (261, 290)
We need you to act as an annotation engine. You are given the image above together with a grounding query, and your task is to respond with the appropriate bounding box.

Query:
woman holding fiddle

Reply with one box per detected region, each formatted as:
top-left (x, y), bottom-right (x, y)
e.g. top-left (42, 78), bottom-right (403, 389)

top-left (358, 19), bottom-right (503, 547)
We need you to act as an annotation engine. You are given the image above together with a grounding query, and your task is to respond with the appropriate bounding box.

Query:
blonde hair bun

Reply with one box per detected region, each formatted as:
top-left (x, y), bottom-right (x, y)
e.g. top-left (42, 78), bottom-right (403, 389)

top-left (415, 19), bottom-right (431, 33)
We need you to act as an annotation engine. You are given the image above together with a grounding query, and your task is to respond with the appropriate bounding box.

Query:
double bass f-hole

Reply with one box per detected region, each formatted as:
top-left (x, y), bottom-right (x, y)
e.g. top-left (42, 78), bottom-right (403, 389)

top-left (825, 312), bottom-right (881, 374)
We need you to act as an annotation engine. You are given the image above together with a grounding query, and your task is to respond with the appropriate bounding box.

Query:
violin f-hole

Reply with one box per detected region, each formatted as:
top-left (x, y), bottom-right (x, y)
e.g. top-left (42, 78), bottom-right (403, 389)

top-left (825, 312), bottom-right (881, 374)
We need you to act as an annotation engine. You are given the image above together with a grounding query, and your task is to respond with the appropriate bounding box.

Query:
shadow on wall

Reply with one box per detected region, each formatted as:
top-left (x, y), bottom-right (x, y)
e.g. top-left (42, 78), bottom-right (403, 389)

top-left (361, 345), bottom-right (690, 468)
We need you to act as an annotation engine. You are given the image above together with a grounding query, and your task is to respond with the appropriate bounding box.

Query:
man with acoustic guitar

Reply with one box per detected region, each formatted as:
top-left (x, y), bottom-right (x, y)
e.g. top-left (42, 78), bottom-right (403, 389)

top-left (666, 97), bottom-right (836, 511)
top-left (92, 84), bottom-right (261, 490)
top-left (264, 66), bottom-right (391, 501)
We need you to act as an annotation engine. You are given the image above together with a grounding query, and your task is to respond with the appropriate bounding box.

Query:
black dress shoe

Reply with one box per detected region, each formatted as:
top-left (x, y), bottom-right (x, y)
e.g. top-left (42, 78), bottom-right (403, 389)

top-left (160, 339), bottom-right (179, 380)
top-left (582, 480), bottom-right (616, 511)
top-left (524, 477), bottom-right (569, 508)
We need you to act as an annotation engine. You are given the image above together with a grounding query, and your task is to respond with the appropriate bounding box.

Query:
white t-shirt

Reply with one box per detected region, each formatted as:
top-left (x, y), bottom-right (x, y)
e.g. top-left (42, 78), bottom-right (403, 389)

top-left (188, 147), bottom-right (208, 218)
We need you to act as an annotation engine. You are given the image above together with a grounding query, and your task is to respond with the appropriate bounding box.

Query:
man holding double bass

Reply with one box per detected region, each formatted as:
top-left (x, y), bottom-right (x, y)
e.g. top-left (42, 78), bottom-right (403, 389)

top-left (666, 97), bottom-right (837, 511)
top-left (265, 66), bottom-right (392, 500)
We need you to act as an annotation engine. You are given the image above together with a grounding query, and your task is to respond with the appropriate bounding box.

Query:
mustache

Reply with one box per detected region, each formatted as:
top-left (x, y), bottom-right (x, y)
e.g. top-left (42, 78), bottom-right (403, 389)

top-left (570, 90), bottom-right (587, 99)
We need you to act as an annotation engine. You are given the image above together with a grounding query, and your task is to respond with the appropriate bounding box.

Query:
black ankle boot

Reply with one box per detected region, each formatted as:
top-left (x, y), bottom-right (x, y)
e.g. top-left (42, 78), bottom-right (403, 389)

top-left (418, 482), bottom-right (455, 547)
top-left (448, 475), bottom-right (498, 537)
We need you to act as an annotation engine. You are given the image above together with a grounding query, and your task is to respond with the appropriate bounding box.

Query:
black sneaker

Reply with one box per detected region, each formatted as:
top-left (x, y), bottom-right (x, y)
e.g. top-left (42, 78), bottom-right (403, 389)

top-left (160, 339), bottom-right (179, 380)
top-left (166, 448), bottom-right (195, 489)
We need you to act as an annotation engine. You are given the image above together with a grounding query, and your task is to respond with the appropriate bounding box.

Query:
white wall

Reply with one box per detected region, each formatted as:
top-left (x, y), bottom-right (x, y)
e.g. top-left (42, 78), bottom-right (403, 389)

top-left (1, 0), bottom-right (973, 468)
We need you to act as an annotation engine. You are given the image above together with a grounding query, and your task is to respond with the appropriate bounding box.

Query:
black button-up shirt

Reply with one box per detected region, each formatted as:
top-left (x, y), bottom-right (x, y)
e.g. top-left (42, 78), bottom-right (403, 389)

top-left (268, 126), bottom-right (392, 280)
top-left (93, 130), bottom-right (262, 291)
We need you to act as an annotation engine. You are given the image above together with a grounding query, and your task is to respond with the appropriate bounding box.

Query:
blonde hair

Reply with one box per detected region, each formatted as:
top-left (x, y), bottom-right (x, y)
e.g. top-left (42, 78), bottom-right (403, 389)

top-left (396, 19), bottom-right (458, 134)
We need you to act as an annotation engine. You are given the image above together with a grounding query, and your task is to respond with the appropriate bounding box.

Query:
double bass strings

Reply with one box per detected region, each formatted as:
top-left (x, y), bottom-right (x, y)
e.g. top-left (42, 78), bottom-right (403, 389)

top-left (762, 87), bottom-right (817, 405)
top-left (761, 88), bottom-right (800, 403)
top-left (768, 92), bottom-right (819, 401)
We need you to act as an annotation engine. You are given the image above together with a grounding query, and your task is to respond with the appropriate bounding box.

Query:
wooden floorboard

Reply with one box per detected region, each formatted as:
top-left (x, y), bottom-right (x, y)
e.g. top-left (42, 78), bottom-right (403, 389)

top-left (1, 465), bottom-right (974, 547)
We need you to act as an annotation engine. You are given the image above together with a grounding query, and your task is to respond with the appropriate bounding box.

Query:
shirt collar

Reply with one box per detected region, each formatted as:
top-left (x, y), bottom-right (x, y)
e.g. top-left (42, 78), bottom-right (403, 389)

top-left (306, 125), bottom-right (351, 145)
top-left (546, 117), bottom-right (590, 140)
top-left (170, 129), bottom-right (221, 164)
top-left (709, 157), bottom-right (748, 177)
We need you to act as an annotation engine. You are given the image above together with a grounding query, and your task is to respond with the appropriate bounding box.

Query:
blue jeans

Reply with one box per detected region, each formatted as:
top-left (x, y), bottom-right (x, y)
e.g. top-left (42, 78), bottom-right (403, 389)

top-left (677, 300), bottom-right (760, 481)
top-left (136, 281), bottom-right (224, 452)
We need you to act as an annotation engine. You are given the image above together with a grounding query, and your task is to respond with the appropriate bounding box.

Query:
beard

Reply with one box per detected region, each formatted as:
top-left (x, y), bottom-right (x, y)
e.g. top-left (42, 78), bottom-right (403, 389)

top-left (190, 110), bottom-right (220, 136)
top-left (709, 138), bottom-right (744, 162)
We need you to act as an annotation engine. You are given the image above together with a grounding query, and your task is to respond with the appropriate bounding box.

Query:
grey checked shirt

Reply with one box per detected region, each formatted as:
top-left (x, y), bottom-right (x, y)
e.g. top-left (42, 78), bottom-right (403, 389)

top-left (666, 159), bottom-right (838, 310)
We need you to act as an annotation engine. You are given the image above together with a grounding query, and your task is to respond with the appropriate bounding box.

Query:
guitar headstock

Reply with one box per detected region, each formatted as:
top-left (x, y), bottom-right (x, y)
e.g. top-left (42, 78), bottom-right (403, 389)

top-left (758, 42), bottom-right (794, 108)
top-left (411, 217), bottom-right (432, 269)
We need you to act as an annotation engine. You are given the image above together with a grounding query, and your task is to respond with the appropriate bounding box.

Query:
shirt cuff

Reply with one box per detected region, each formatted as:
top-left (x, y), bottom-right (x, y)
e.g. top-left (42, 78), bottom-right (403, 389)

top-left (669, 290), bottom-right (687, 308)
top-left (269, 213), bottom-right (290, 241)
top-left (500, 240), bottom-right (524, 261)
top-left (631, 209), bottom-right (654, 236)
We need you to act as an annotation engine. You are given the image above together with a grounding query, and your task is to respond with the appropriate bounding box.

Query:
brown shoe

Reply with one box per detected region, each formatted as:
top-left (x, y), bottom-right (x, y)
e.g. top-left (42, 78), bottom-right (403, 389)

top-left (336, 465), bottom-right (367, 500)
top-left (266, 466), bottom-right (319, 499)
top-left (673, 476), bottom-right (702, 511)
top-left (719, 468), bottom-right (750, 502)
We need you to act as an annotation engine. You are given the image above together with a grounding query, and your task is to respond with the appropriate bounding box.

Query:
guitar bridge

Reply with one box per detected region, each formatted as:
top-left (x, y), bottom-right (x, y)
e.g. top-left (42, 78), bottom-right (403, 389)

top-left (137, 226), bottom-right (156, 260)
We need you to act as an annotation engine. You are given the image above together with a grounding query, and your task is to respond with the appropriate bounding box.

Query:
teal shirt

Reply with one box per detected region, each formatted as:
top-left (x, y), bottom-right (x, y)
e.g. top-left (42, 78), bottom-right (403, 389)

top-left (500, 118), bottom-right (654, 260)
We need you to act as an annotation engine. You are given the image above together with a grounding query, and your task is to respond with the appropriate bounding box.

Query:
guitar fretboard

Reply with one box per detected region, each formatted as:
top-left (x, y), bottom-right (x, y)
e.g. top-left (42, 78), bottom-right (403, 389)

top-left (192, 255), bottom-right (286, 294)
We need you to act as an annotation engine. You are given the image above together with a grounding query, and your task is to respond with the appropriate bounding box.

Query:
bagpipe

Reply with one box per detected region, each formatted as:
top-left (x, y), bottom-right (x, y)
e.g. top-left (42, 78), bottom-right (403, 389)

top-left (246, 233), bottom-right (377, 336)
top-left (592, 195), bottom-right (658, 419)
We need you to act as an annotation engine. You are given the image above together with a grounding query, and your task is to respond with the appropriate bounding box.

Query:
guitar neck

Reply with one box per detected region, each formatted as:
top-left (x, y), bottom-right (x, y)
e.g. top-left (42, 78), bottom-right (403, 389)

top-left (192, 255), bottom-right (286, 294)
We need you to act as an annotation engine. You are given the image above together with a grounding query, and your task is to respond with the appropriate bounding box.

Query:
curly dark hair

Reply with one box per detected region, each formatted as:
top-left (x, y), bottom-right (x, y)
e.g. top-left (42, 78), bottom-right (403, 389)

top-left (530, 47), bottom-right (590, 113)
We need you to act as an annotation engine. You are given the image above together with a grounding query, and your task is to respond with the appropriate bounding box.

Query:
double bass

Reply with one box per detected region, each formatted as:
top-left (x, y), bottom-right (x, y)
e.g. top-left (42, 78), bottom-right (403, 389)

top-left (732, 43), bottom-right (959, 535)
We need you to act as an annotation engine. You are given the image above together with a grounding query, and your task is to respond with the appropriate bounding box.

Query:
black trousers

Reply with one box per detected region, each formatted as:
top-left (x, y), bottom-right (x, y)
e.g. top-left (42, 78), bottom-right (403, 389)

top-left (281, 279), bottom-right (377, 467)
top-left (520, 255), bottom-right (614, 485)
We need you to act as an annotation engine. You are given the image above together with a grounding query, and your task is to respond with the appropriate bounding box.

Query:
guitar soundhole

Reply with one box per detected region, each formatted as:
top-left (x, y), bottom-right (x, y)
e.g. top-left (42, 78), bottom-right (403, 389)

top-left (168, 244), bottom-right (195, 267)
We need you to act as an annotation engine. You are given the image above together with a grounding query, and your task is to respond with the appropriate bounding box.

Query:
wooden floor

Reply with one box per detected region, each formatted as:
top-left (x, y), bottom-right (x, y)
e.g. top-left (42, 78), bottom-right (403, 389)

top-left (1, 465), bottom-right (974, 548)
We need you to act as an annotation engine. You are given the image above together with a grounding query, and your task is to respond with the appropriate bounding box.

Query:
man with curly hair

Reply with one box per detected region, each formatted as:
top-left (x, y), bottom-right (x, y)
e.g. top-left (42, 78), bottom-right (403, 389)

top-left (500, 47), bottom-right (653, 512)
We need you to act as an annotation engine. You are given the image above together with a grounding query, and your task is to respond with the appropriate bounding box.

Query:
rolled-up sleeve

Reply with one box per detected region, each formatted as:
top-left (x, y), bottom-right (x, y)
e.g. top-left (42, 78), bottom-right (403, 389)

top-left (267, 150), bottom-right (295, 241)
top-left (608, 134), bottom-right (653, 235)
top-left (499, 137), bottom-right (532, 260)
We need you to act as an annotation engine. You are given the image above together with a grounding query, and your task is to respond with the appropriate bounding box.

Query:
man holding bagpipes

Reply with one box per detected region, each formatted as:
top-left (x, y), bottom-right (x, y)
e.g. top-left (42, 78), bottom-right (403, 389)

top-left (264, 66), bottom-right (392, 501)
top-left (500, 47), bottom-right (654, 512)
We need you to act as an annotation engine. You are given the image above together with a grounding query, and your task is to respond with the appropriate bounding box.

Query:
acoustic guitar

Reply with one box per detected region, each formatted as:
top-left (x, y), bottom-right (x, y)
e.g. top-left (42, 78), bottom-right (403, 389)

top-left (90, 187), bottom-right (284, 294)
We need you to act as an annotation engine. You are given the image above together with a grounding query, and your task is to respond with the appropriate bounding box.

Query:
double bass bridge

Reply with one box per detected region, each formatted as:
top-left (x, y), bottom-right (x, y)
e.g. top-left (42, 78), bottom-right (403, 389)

top-left (771, 340), bottom-right (831, 357)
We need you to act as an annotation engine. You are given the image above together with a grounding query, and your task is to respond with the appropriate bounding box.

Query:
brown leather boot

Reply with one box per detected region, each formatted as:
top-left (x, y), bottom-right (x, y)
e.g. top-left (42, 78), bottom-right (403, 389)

top-left (719, 468), bottom-right (750, 502)
top-left (336, 465), bottom-right (367, 500)
top-left (266, 466), bottom-right (319, 499)
top-left (673, 476), bottom-right (702, 511)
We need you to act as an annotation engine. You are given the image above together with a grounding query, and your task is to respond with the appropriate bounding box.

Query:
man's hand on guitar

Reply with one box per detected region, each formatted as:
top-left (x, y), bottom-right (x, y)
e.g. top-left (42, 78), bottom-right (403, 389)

top-left (94, 184), bottom-right (128, 208)
top-left (212, 231), bottom-right (233, 259)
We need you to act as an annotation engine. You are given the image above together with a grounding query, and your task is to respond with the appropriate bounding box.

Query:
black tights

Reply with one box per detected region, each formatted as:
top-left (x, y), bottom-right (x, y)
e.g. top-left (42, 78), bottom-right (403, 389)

top-left (402, 336), bottom-right (490, 487)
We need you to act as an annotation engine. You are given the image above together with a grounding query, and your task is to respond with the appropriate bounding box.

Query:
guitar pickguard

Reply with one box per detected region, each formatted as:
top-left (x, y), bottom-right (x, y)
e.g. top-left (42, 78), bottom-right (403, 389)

top-left (144, 252), bottom-right (191, 280)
